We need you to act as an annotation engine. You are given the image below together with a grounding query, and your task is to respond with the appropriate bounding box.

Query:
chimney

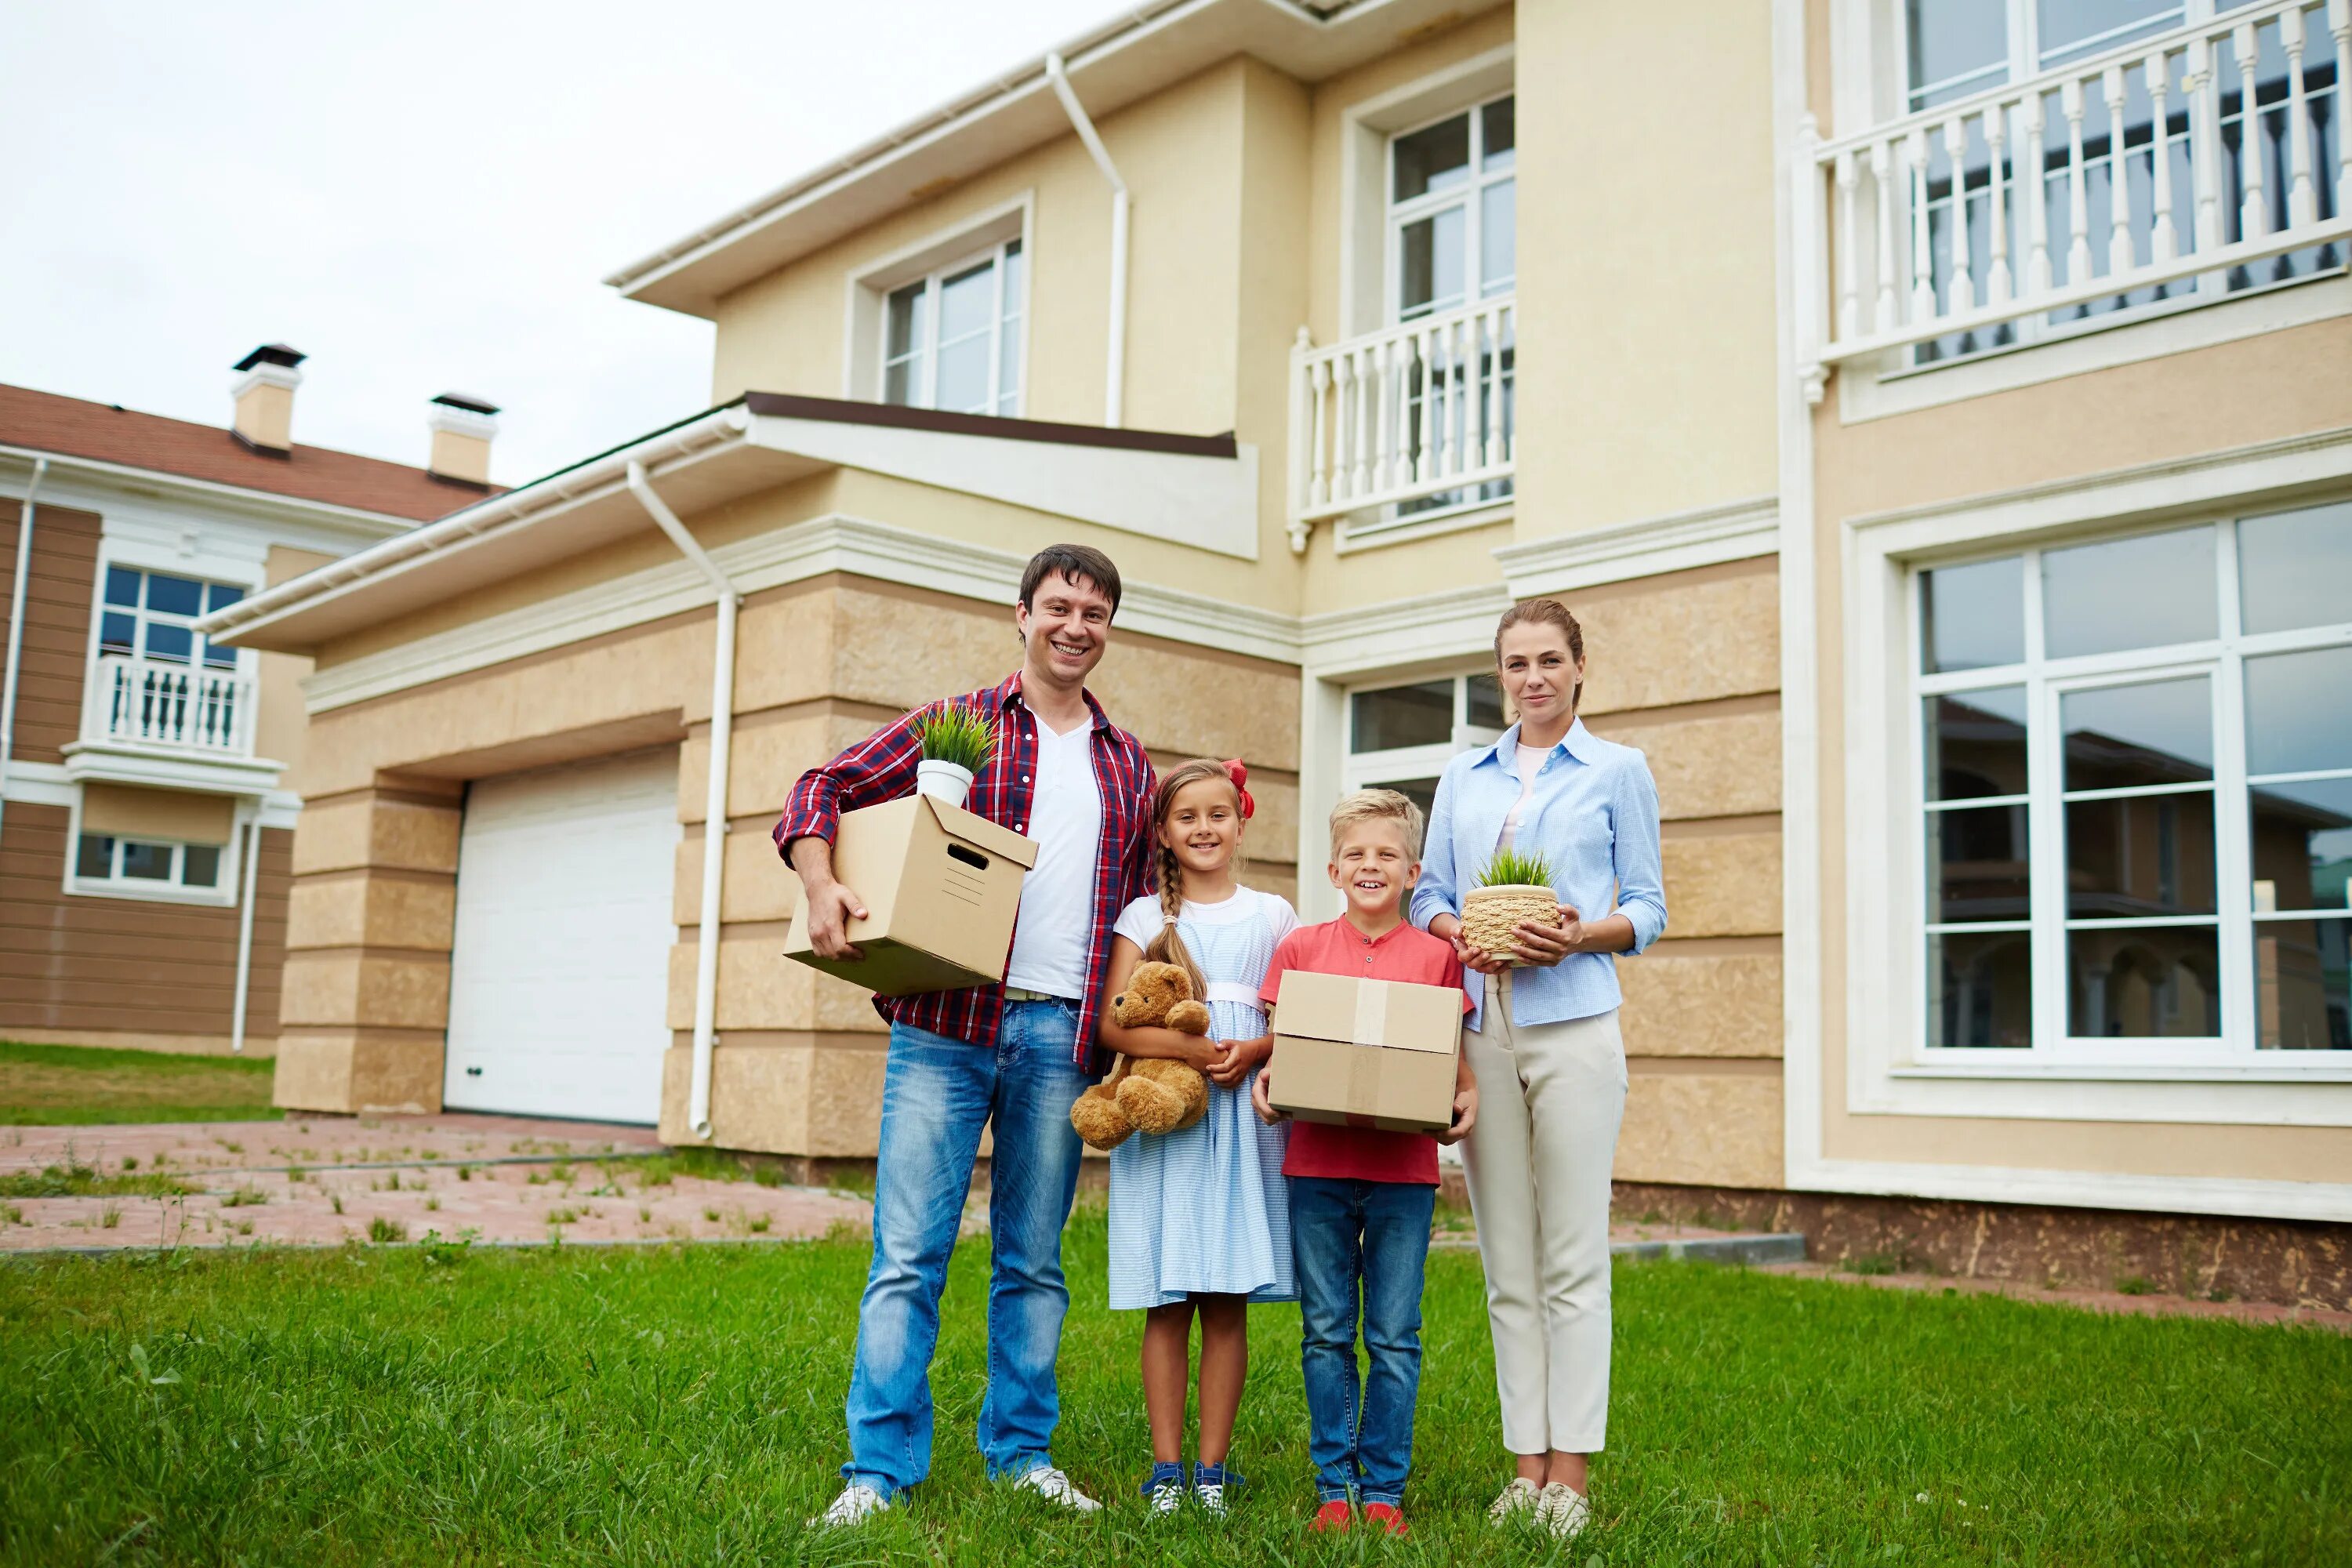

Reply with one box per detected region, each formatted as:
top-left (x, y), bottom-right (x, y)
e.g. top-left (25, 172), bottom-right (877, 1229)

top-left (426, 392), bottom-right (499, 486)
top-left (230, 344), bottom-right (305, 453)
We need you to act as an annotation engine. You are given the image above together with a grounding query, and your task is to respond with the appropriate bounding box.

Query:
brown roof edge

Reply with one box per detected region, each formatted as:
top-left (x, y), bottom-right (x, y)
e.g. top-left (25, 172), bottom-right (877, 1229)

top-left (743, 391), bottom-right (1237, 459)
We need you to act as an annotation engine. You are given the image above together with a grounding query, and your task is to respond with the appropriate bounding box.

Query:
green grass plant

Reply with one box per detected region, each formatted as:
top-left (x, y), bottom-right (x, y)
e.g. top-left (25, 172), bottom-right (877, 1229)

top-left (0, 1159), bottom-right (194, 1200)
top-left (1475, 845), bottom-right (1554, 889)
top-left (0, 1040), bottom-right (278, 1125)
top-left (0, 1213), bottom-right (2345, 1563)
top-left (914, 702), bottom-right (997, 775)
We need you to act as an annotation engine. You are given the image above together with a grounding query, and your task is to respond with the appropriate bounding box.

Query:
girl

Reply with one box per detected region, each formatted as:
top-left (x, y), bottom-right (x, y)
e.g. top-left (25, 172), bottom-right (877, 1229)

top-left (1098, 757), bottom-right (1298, 1517)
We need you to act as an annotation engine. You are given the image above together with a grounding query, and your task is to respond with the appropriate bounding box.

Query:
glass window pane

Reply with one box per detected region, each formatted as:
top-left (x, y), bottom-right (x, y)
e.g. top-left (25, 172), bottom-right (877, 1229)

top-left (937, 259), bottom-right (995, 345)
top-left (120, 840), bottom-right (172, 880)
top-left (1920, 556), bottom-right (2024, 673)
top-left (1929, 929), bottom-right (2034, 1047)
top-left (205, 583), bottom-right (244, 612)
top-left (2254, 916), bottom-right (2351, 1049)
top-left (1352, 681), bottom-right (1454, 753)
top-left (2042, 525), bottom-right (2216, 659)
top-left (143, 622), bottom-right (193, 662)
top-left (2068, 924), bottom-right (2221, 1036)
top-left (2061, 677), bottom-right (2212, 792)
top-left (181, 844), bottom-right (221, 887)
top-left (75, 834), bottom-right (114, 879)
top-left (2238, 500), bottom-right (2352, 635)
top-left (203, 639), bottom-right (237, 669)
top-left (1392, 112), bottom-right (1471, 201)
top-left (1481, 96), bottom-right (1515, 172)
top-left (1929, 804), bottom-right (2031, 921)
top-left (1907, 0), bottom-right (2009, 105)
top-left (933, 336), bottom-right (991, 416)
top-left (1480, 179), bottom-right (1515, 297)
top-left (996, 320), bottom-right (1022, 412)
top-left (146, 574), bottom-right (203, 617)
top-left (1925, 687), bottom-right (2027, 801)
top-left (885, 281), bottom-right (926, 363)
top-left (1465, 673), bottom-right (1505, 729)
top-left (2252, 776), bottom-right (2352, 913)
top-left (2244, 646), bottom-right (2352, 778)
top-left (2066, 792), bottom-right (2217, 916)
top-left (100, 612), bottom-right (136, 655)
top-left (1398, 206), bottom-right (1466, 319)
top-left (2037, 0), bottom-right (2181, 69)
top-left (104, 566), bottom-right (142, 608)
top-left (884, 360), bottom-right (916, 407)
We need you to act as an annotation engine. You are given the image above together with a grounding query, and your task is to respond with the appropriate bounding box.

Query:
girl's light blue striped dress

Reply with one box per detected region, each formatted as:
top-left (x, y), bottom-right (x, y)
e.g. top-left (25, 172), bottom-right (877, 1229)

top-left (1107, 887), bottom-right (1298, 1310)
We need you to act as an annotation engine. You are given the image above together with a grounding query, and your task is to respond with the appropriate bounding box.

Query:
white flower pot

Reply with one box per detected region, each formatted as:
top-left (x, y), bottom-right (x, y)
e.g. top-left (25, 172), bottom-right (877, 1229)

top-left (915, 760), bottom-right (975, 809)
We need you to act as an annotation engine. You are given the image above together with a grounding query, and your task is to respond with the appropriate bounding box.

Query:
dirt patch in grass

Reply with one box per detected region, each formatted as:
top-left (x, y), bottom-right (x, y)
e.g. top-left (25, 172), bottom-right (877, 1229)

top-left (0, 1040), bottom-right (278, 1125)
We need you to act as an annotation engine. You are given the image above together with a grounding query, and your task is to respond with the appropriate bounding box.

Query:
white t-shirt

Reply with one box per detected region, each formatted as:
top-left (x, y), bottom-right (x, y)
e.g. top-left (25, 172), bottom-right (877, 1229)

top-left (1004, 714), bottom-right (1104, 999)
top-left (1112, 887), bottom-right (1300, 1004)
top-left (1498, 742), bottom-right (1551, 851)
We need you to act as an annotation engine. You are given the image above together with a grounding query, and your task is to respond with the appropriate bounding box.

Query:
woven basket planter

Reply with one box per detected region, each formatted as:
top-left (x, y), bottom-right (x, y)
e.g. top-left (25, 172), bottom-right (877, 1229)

top-left (1461, 884), bottom-right (1562, 967)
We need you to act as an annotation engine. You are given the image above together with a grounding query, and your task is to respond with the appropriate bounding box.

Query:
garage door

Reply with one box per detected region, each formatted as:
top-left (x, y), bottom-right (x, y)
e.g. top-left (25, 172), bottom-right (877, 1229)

top-left (444, 748), bottom-right (681, 1123)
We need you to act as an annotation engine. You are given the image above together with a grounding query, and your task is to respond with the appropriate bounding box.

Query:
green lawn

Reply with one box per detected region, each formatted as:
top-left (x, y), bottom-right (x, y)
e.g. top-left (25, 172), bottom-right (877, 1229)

top-left (2, 1216), bottom-right (2345, 1566)
top-left (0, 1040), bottom-right (278, 1125)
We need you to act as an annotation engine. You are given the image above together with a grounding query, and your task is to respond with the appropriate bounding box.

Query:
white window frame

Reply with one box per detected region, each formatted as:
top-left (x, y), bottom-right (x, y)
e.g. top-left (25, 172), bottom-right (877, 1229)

top-left (841, 195), bottom-right (1031, 416)
top-left (1382, 89), bottom-right (1517, 326)
top-left (1341, 670), bottom-right (1508, 801)
top-left (1840, 428), bottom-right (2352, 1127)
top-left (61, 789), bottom-right (248, 909)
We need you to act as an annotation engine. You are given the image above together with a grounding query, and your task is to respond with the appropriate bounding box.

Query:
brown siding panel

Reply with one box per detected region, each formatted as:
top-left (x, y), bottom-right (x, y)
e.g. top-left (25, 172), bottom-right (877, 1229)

top-left (0, 498), bottom-right (100, 763)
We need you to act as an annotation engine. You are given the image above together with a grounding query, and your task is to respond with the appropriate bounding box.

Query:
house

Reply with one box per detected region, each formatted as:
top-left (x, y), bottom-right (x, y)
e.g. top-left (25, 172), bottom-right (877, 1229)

top-left (196, 0), bottom-right (2352, 1280)
top-left (0, 349), bottom-right (500, 1054)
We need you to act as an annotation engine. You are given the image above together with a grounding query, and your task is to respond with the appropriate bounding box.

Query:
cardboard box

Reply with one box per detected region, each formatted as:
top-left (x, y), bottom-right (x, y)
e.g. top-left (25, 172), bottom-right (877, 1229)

top-left (782, 795), bottom-right (1039, 996)
top-left (1267, 970), bottom-right (1463, 1134)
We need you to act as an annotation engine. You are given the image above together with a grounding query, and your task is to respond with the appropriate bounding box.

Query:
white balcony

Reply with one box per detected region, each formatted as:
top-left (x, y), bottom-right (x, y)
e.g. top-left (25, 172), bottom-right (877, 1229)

top-left (82, 653), bottom-right (256, 757)
top-left (1287, 296), bottom-right (1516, 550)
top-left (1796, 0), bottom-right (2350, 394)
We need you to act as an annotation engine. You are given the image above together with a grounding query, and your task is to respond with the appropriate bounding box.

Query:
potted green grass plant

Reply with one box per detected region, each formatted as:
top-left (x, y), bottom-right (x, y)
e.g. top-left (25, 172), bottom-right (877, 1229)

top-left (1461, 846), bottom-right (1561, 966)
top-left (912, 703), bottom-right (996, 810)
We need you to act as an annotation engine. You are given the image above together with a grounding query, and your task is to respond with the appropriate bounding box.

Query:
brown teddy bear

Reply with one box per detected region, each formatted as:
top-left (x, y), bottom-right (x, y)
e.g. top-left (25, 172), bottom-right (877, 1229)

top-left (1069, 960), bottom-right (1214, 1151)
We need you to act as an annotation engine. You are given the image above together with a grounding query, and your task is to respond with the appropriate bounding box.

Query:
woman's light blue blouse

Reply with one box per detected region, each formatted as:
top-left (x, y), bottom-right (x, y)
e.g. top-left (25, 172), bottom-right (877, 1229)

top-left (1410, 718), bottom-right (1667, 1032)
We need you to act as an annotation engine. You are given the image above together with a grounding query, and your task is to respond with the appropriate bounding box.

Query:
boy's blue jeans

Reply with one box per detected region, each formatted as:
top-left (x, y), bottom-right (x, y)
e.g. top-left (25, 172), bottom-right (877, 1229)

top-left (840, 1002), bottom-right (1091, 1500)
top-left (1288, 1174), bottom-right (1437, 1508)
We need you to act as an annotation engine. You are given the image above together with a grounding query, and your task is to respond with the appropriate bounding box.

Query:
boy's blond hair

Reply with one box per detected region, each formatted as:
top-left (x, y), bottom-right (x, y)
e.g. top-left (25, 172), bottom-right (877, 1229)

top-left (1328, 788), bottom-right (1425, 860)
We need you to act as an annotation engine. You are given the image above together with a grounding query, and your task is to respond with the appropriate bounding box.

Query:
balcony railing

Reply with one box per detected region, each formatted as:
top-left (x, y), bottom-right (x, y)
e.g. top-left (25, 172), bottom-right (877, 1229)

top-left (1796, 0), bottom-right (2350, 394)
top-left (85, 653), bottom-right (255, 756)
top-left (1287, 296), bottom-right (1516, 550)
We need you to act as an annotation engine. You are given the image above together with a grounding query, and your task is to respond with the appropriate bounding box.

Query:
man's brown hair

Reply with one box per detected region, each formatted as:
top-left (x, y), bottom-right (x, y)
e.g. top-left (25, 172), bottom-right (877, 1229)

top-left (1020, 544), bottom-right (1123, 615)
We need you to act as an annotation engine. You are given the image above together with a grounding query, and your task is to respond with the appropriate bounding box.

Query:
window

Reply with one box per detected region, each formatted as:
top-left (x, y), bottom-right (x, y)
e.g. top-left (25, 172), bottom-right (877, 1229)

top-left (74, 833), bottom-right (225, 893)
top-left (1915, 499), bottom-right (2352, 1060)
top-left (100, 567), bottom-right (245, 668)
top-left (880, 238), bottom-right (1024, 416)
top-left (1897, 0), bottom-right (2343, 365)
top-left (1343, 672), bottom-right (1508, 821)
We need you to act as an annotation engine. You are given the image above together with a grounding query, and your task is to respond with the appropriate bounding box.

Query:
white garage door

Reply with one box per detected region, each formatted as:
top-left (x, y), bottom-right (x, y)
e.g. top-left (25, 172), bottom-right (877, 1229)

top-left (444, 748), bottom-right (681, 1123)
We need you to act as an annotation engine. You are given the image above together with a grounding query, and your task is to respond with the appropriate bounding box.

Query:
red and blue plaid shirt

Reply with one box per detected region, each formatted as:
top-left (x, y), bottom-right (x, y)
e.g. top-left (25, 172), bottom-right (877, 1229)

top-left (774, 671), bottom-right (1156, 1071)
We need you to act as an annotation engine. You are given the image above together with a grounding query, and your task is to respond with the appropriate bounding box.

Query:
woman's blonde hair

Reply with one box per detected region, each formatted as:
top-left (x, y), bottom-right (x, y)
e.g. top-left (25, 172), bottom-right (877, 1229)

top-left (1144, 758), bottom-right (1247, 995)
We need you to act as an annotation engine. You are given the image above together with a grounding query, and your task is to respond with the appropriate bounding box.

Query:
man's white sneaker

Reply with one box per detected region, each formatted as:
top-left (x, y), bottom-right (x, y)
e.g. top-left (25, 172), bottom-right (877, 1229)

top-left (809, 1483), bottom-right (890, 1529)
top-left (1486, 1476), bottom-right (1542, 1525)
top-left (1536, 1482), bottom-right (1591, 1539)
top-left (1014, 1466), bottom-right (1103, 1513)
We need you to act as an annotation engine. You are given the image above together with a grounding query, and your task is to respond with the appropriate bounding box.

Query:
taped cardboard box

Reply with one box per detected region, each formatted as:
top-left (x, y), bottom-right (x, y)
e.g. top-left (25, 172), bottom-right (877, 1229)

top-left (783, 796), bottom-right (1039, 996)
top-left (1267, 971), bottom-right (1463, 1134)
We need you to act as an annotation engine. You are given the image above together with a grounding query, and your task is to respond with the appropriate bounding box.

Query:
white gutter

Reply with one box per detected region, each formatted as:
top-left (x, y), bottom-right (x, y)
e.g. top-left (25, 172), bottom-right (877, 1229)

top-left (0, 456), bottom-right (50, 848)
top-left (624, 459), bottom-right (742, 1144)
top-left (1046, 52), bottom-right (1131, 427)
top-left (230, 815), bottom-right (262, 1054)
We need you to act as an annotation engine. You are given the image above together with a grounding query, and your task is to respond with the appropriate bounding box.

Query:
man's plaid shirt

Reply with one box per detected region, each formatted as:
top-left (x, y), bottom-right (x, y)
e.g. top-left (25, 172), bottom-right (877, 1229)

top-left (774, 671), bottom-right (1156, 1071)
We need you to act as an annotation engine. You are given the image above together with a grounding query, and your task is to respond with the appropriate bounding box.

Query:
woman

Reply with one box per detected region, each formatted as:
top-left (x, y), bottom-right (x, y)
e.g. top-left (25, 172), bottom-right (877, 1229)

top-left (1409, 598), bottom-right (1667, 1540)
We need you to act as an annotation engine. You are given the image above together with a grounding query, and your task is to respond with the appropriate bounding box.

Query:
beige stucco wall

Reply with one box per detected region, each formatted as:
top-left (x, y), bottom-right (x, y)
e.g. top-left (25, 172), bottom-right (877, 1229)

top-left (259, 545), bottom-right (334, 777)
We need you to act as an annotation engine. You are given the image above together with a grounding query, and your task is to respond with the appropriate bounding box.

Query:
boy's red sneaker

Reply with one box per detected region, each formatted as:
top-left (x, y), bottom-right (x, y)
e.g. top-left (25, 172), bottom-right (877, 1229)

top-left (1362, 1502), bottom-right (1409, 1537)
top-left (1309, 1499), bottom-right (1353, 1533)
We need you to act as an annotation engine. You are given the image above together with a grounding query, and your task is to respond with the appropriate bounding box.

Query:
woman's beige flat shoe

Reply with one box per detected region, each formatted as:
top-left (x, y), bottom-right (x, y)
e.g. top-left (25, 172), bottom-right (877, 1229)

top-left (1486, 1476), bottom-right (1541, 1525)
top-left (1536, 1482), bottom-right (1591, 1538)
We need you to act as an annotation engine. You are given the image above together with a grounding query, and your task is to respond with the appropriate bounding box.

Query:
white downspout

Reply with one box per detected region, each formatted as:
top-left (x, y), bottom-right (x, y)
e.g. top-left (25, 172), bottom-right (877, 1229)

top-left (0, 456), bottom-right (50, 849)
top-left (625, 459), bottom-right (741, 1143)
top-left (230, 815), bottom-right (261, 1053)
top-left (1045, 52), bottom-right (1129, 427)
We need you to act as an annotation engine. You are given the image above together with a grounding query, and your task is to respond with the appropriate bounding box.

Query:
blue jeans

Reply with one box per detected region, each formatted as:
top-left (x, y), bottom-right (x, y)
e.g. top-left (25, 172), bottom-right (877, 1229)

top-left (841, 1003), bottom-right (1091, 1499)
top-left (1288, 1175), bottom-right (1436, 1508)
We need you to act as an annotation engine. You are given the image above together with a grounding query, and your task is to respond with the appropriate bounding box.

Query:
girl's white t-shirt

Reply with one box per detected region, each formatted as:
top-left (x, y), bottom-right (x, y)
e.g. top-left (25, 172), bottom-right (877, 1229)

top-left (1497, 742), bottom-right (1552, 852)
top-left (1112, 887), bottom-right (1300, 1004)
top-left (1003, 715), bottom-right (1103, 999)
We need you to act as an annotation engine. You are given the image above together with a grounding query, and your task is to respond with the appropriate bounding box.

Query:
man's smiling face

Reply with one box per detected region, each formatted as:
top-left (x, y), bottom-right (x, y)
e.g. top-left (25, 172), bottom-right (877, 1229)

top-left (1014, 569), bottom-right (1115, 690)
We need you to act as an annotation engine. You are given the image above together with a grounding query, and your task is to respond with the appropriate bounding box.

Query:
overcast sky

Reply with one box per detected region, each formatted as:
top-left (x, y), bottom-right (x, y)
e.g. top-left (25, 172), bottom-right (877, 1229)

top-left (2, 1), bottom-right (1115, 485)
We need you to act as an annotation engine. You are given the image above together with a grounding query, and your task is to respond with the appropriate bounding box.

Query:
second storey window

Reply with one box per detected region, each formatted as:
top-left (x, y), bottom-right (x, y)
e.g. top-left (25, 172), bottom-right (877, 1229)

top-left (100, 567), bottom-right (244, 668)
top-left (881, 238), bottom-right (1024, 417)
top-left (1389, 93), bottom-right (1515, 322)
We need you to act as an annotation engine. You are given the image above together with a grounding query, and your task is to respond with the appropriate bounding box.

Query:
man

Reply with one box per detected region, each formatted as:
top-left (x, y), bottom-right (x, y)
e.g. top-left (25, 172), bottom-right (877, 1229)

top-left (777, 543), bottom-right (1155, 1526)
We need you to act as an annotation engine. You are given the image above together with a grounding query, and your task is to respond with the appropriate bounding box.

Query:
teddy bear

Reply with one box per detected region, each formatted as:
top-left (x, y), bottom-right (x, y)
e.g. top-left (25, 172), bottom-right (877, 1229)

top-left (1069, 960), bottom-right (1214, 1151)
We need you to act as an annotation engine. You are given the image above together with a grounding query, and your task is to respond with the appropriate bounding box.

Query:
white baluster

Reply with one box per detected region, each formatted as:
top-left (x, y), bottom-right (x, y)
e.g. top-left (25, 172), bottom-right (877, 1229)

top-left (1479, 307), bottom-right (1501, 469)
top-left (1870, 140), bottom-right (1898, 331)
top-left (2063, 77), bottom-right (2093, 284)
top-left (2146, 52), bottom-right (2178, 262)
top-left (1347, 348), bottom-right (1371, 501)
top-left (1501, 303), bottom-right (1516, 463)
top-left (2103, 65), bottom-right (2136, 277)
top-left (1984, 103), bottom-right (2013, 304)
top-left (1376, 339), bottom-right (1402, 495)
top-left (2023, 91), bottom-right (2054, 296)
top-left (2235, 20), bottom-right (2270, 239)
top-left (1944, 117), bottom-right (1975, 314)
top-left (1834, 149), bottom-right (1860, 340)
top-left (2333, 0), bottom-right (2352, 223)
top-left (1308, 358), bottom-right (1331, 509)
top-left (2281, 4), bottom-right (2316, 229)
top-left (1907, 126), bottom-right (1936, 321)
top-left (2187, 38), bottom-right (2224, 261)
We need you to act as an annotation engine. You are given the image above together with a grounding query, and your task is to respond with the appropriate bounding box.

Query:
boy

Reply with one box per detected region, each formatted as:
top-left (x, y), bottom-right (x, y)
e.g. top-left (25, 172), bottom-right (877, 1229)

top-left (1251, 788), bottom-right (1476, 1537)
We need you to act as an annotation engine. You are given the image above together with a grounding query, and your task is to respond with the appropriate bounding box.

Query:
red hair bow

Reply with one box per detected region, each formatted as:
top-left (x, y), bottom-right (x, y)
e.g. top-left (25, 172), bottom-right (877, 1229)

top-left (1224, 758), bottom-right (1255, 820)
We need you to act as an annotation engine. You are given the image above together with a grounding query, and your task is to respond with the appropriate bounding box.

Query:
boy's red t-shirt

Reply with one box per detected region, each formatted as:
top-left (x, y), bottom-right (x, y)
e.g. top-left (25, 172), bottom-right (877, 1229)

top-left (1259, 917), bottom-right (1472, 1186)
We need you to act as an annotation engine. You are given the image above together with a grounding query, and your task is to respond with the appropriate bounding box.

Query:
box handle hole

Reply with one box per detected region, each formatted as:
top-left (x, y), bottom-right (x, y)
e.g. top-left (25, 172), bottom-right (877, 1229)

top-left (946, 844), bottom-right (989, 871)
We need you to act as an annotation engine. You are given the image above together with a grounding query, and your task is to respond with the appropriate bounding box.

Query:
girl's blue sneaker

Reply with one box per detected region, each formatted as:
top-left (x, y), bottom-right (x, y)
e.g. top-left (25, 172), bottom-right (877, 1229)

top-left (1192, 1462), bottom-right (1242, 1517)
top-left (1140, 1461), bottom-right (1186, 1516)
